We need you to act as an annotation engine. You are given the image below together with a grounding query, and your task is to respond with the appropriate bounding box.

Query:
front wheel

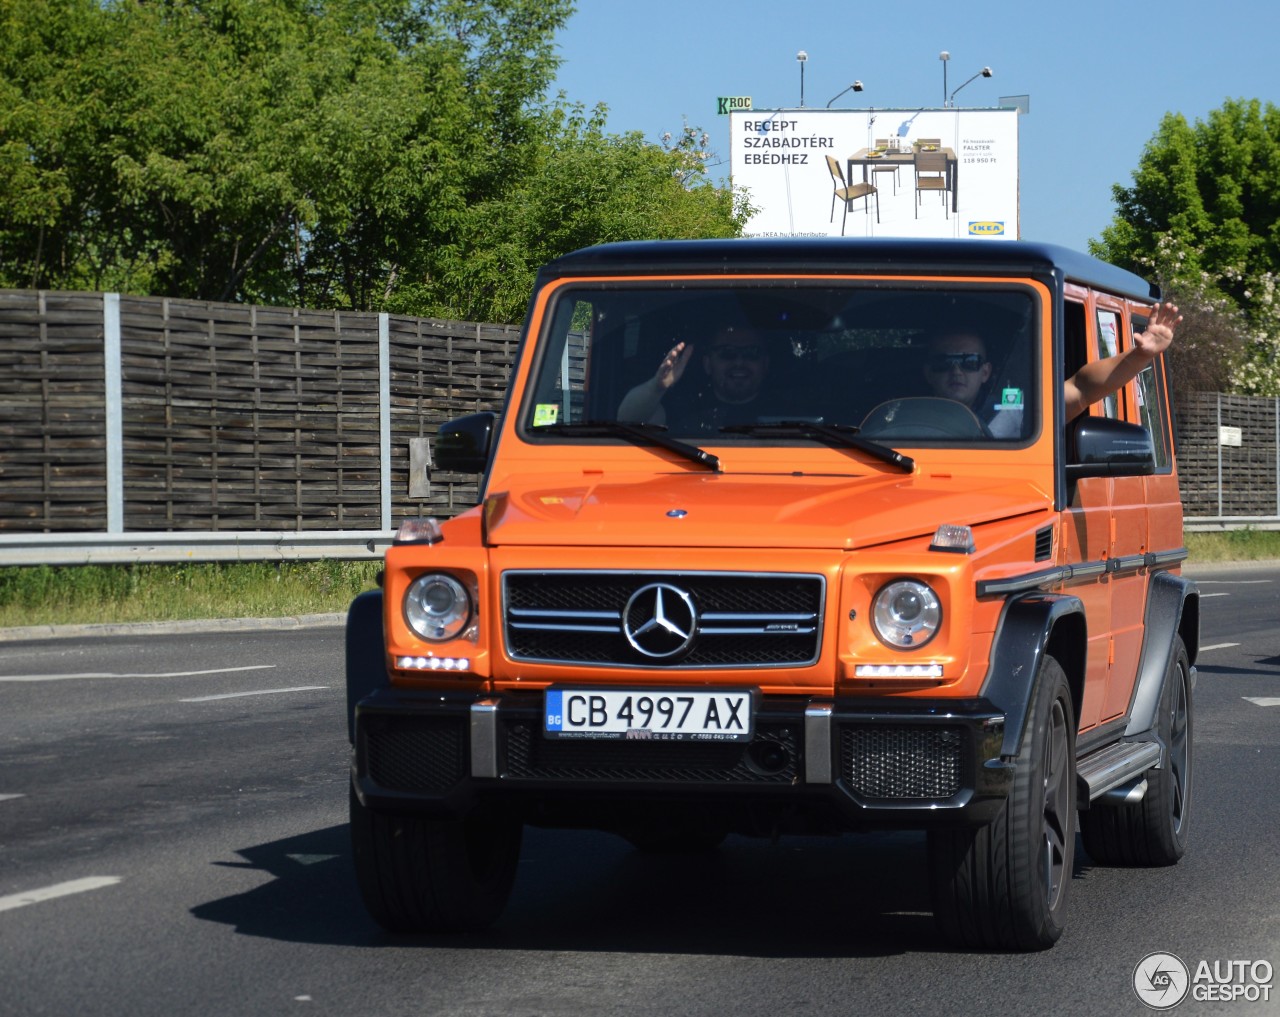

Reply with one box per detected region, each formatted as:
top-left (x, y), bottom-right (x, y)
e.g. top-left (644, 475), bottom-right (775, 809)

top-left (349, 783), bottom-right (522, 934)
top-left (1080, 636), bottom-right (1193, 866)
top-left (929, 655), bottom-right (1077, 951)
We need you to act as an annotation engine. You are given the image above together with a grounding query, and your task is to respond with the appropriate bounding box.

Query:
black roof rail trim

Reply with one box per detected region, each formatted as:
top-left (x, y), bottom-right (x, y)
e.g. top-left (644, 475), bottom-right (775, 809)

top-left (537, 238), bottom-right (1159, 303)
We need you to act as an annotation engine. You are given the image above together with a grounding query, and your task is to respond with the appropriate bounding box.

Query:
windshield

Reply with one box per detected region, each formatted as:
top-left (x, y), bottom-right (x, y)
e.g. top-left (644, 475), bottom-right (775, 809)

top-left (520, 281), bottom-right (1039, 445)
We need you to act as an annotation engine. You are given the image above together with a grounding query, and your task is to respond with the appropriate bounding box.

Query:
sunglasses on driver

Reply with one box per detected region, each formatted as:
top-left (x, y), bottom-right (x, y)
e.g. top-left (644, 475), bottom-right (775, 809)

top-left (925, 352), bottom-right (987, 374)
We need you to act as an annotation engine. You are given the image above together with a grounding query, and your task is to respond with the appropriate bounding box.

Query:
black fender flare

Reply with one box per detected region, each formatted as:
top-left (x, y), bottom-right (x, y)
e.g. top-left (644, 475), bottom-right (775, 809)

top-left (980, 593), bottom-right (1086, 759)
top-left (1125, 571), bottom-right (1199, 738)
top-left (345, 589), bottom-right (388, 743)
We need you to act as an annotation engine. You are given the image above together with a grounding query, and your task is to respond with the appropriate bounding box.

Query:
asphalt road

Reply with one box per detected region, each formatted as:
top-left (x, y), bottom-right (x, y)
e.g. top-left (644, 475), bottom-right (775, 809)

top-left (1, 565), bottom-right (1277, 1017)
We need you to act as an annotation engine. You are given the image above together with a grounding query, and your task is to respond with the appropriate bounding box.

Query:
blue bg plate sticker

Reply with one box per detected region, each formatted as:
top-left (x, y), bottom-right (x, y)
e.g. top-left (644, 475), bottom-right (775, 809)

top-left (544, 687), bottom-right (754, 741)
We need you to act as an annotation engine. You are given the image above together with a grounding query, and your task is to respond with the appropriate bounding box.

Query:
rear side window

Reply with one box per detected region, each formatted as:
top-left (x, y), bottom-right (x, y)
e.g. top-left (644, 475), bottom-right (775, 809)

top-left (1094, 308), bottom-right (1122, 420)
top-left (1131, 312), bottom-right (1173, 471)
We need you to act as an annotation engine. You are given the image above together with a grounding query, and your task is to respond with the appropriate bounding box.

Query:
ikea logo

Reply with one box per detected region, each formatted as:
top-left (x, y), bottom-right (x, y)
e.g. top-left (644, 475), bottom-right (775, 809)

top-left (968, 221), bottom-right (1005, 236)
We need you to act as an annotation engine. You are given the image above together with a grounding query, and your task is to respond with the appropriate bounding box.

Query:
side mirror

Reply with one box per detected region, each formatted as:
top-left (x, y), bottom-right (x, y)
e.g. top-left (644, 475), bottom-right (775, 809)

top-left (433, 412), bottom-right (496, 474)
top-left (1066, 415), bottom-right (1156, 479)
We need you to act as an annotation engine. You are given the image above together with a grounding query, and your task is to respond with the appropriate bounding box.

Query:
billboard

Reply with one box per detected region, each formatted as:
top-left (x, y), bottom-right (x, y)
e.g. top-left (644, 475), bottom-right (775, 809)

top-left (729, 107), bottom-right (1019, 240)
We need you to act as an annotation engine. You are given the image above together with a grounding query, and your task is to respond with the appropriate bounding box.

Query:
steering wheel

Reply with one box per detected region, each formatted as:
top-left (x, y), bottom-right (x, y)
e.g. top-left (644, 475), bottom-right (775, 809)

top-left (859, 397), bottom-right (989, 439)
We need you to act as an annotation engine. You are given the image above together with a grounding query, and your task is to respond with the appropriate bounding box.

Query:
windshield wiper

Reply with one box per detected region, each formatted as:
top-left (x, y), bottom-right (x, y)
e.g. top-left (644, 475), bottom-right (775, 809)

top-left (532, 421), bottom-right (720, 472)
top-left (720, 421), bottom-right (914, 473)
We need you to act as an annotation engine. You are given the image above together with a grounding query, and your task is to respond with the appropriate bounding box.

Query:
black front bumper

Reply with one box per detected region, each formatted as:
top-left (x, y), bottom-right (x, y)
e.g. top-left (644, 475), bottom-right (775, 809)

top-left (352, 688), bottom-right (1014, 831)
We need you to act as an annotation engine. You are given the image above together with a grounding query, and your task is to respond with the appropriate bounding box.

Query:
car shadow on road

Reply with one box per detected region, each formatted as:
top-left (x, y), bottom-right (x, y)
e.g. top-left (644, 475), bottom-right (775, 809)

top-left (190, 823), bottom-right (1094, 958)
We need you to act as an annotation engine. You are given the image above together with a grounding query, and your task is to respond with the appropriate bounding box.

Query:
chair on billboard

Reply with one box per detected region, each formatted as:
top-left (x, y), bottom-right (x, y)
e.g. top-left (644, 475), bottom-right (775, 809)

top-left (871, 138), bottom-right (900, 194)
top-left (913, 150), bottom-right (951, 218)
top-left (825, 155), bottom-right (879, 235)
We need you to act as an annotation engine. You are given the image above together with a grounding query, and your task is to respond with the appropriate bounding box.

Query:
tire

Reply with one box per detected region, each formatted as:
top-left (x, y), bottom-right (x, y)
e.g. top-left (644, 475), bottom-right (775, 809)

top-left (345, 590), bottom-right (386, 744)
top-left (929, 655), bottom-right (1077, 951)
top-left (349, 782), bottom-right (522, 934)
top-left (1080, 636), bottom-right (1193, 867)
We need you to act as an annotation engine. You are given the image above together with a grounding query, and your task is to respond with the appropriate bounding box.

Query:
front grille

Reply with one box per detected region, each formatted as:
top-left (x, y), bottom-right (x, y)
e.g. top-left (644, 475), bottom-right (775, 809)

top-left (841, 725), bottom-right (964, 799)
top-left (504, 720), bottom-right (799, 783)
top-left (503, 570), bottom-right (824, 668)
top-left (365, 719), bottom-right (466, 792)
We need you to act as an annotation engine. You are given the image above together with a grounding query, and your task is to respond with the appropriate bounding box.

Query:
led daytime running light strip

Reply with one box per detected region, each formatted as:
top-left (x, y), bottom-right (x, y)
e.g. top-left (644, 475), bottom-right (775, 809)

top-left (854, 663), bottom-right (944, 678)
top-left (396, 656), bottom-right (472, 672)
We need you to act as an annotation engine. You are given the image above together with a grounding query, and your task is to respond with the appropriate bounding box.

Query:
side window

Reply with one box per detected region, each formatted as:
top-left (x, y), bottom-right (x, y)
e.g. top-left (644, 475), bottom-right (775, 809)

top-left (1094, 308), bottom-right (1122, 419)
top-left (1064, 299), bottom-right (1087, 399)
top-left (1131, 313), bottom-right (1173, 470)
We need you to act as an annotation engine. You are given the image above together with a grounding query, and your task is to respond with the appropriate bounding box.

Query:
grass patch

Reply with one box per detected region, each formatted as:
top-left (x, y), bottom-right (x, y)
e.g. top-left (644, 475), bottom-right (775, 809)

top-left (0, 560), bottom-right (381, 629)
top-left (1, 531), bottom-right (1276, 630)
top-left (1185, 528), bottom-right (1280, 564)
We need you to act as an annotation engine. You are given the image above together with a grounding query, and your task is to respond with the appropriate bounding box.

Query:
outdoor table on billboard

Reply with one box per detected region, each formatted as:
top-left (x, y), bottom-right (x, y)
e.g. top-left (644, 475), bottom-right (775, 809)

top-left (847, 146), bottom-right (958, 212)
top-left (730, 107), bottom-right (1018, 240)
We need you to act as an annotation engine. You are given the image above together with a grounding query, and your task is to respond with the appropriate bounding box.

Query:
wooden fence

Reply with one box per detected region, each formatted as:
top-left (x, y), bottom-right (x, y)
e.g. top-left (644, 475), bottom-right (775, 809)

top-left (1, 289), bottom-right (518, 534)
top-left (2, 288), bottom-right (1277, 543)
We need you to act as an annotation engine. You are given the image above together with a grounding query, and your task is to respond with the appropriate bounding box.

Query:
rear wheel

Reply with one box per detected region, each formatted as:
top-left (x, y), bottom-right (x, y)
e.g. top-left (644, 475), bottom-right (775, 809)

top-left (349, 782), bottom-right (522, 934)
top-left (929, 655), bottom-right (1076, 951)
top-left (1080, 636), bottom-right (1193, 866)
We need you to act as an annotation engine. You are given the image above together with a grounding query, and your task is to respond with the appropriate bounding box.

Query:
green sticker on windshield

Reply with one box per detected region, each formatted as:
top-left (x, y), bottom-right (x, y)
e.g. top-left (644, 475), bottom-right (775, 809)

top-left (533, 404), bottom-right (559, 426)
top-left (996, 387), bottom-right (1024, 410)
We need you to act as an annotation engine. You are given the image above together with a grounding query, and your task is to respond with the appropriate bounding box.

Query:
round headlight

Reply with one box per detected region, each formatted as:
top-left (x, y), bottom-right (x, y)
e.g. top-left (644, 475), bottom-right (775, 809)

top-left (871, 579), bottom-right (941, 649)
top-left (404, 573), bottom-right (471, 642)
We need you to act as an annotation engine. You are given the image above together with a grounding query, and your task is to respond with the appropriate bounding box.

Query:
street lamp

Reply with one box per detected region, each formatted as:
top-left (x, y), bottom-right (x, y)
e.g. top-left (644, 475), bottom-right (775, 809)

top-left (796, 50), bottom-right (808, 107)
top-left (825, 81), bottom-right (864, 107)
top-left (939, 51), bottom-right (949, 107)
top-left (949, 66), bottom-right (994, 107)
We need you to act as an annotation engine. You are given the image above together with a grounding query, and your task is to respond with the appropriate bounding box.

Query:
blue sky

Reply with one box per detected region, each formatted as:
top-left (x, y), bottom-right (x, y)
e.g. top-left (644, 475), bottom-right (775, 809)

top-left (550, 0), bottom-right (1276, 253)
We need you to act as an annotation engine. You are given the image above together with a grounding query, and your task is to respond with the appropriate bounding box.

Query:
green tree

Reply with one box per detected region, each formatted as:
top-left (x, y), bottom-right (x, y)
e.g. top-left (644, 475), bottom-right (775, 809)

top-left (1091, 98), bottom-right (1280, 394)
top-left (0, 0), bottom-right (749, 323)
top-left (419, 105), bottom-right (754, 323)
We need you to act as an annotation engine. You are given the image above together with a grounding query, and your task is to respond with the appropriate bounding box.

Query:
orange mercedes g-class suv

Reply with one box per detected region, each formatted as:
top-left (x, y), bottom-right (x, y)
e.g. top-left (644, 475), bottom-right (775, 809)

top-left (346, 238), bottom-right (1197, 951)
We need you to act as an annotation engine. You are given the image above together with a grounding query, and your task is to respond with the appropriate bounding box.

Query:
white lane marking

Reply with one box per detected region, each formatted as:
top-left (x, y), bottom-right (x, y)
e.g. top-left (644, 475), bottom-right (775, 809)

top-left (1199, 592), bottom-right (1230, 598)
top-left (1199, 643), bottom-right (1240, 652)
top-left (1244, 697), bottom-right (1280, 707)
top-left (0, 794), bottom-right (25, 803)
top-left (180, 686), bottom-right (328, 702)
top-left (0, 876), bottom-right (122, 913)
top-left (1195, 579), bottom-right (1273, 584)
top-left (0, 665), bottom-right (276, 683)
top-left (286, 854), bottom-right (340, 866)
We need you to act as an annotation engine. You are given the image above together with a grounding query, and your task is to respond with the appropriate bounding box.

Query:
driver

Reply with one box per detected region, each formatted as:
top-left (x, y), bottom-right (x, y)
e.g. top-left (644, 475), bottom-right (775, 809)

top-left (922, 331), bottom-right (1022, 437)
top-left (922, 304), bottom-right (1181, 437)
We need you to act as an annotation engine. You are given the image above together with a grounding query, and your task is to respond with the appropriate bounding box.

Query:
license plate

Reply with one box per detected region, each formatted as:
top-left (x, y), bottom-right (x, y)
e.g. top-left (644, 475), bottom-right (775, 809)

top-left (544, 687), bottom-right (754, 742)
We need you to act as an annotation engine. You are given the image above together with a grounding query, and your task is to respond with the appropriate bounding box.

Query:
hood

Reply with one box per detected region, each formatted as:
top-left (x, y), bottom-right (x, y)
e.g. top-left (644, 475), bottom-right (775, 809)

top-left (481, 470), bottom-right (1050, 550)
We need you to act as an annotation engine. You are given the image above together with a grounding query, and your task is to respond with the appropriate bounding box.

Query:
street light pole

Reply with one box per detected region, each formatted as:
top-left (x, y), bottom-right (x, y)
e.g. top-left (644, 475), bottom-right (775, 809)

top-left (797, 50), bottom-right (808, 107)
top-left (939, 51), bottom-right (949, 107)
top-left (949, 66), bottom-right (994, 107)
top-left (825, 81), bottom-right (864, 108)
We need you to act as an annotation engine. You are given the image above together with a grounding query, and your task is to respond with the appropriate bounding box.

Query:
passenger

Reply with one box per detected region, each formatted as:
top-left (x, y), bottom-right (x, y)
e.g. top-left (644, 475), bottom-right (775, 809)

top-left (1063, 302), bottom-right (1181, 420)
top-left (617, 327), bottom-right (784, 431)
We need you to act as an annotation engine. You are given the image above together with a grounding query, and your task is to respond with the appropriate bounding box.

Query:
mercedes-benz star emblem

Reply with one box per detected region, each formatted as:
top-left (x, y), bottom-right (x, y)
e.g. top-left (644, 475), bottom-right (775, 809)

top-left (623, 583), bottom-right (698, 659)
